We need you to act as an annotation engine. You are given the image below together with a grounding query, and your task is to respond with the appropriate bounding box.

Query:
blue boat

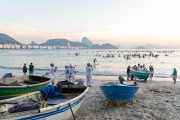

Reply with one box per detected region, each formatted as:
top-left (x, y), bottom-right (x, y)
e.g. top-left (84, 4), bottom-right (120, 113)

top-left (100, 82), bottom-right (139, 101)
top-left (130, 70), bottom-right (150, 81)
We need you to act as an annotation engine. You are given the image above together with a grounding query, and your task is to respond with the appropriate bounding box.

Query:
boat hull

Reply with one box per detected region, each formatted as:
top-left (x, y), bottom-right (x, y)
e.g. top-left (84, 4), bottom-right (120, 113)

top-left (0, 75), bottom-right (51, 100)
top-left (19, 96), bottom-right (84, 120)
top-left (0, 87), bottom-right (89, 120)
top-left (100, 83), bottom-right (139, 100)
top-left (130, 70), bottom-right (150, 81)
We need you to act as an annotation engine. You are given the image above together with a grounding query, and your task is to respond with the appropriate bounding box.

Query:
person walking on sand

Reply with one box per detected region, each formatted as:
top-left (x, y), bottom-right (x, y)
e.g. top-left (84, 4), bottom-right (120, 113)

top-left (171, 68), bottom-right (177, 84)
top-left (23, 63), bottom-right (27, 76)
top-left (86, 63), bottom-right (93, 87)
top-left (29, 63), bottom-right (34, 75)
top-left (127, 65), bottom-right (131, 80)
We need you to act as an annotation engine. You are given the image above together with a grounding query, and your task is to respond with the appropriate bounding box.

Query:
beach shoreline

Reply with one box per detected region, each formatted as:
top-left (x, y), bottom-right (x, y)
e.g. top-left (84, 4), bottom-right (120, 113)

top-left (0, 73), bottom-right (179, 120)
top-left (65, 75), bottom-right (180, 120)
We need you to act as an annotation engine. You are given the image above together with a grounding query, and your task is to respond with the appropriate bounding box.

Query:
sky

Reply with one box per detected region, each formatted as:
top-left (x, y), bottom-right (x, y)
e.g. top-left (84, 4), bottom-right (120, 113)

top-left (0, 0), bottom-right (180, 48)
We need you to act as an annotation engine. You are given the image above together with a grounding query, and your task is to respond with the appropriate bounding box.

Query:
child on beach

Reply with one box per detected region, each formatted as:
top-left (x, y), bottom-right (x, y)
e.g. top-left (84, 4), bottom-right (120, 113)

top-left (171, 68), bottom-right (177, 84)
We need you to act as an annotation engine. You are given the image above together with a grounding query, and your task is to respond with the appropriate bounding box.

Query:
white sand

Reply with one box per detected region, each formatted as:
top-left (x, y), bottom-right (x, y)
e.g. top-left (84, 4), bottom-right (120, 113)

top-left (66, 75), bottom-right (180, 120)
top-left (1, 73), bottom-right (179, 120)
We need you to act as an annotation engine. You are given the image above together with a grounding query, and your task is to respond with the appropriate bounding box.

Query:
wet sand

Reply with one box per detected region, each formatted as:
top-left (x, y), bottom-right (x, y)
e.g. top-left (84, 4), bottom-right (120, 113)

top-left (66, 75), bottom-right (180, 120)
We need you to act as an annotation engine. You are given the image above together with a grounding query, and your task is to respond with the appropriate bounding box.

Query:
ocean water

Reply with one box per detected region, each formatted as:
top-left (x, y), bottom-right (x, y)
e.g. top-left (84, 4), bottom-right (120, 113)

top-left (0, 49), bottom-right (179, 78)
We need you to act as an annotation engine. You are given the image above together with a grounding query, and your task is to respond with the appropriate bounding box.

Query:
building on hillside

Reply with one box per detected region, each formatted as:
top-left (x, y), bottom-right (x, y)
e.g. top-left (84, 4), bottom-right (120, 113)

top-left (33, 45), bottom-right (40, 49)
top-left (15, 44), bottom-right (21, 49)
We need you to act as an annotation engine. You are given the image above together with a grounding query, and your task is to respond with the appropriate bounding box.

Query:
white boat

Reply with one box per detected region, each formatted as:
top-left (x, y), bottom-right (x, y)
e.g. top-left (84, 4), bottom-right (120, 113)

top-left (0, 82), bottom-right (89, 120)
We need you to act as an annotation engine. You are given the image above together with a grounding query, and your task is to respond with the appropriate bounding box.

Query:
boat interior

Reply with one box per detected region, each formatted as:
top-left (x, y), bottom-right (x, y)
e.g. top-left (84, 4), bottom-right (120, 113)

top-left (0, 81), bottom-right (87, 119)
top-left (0, 75), bottom-right (50, 86)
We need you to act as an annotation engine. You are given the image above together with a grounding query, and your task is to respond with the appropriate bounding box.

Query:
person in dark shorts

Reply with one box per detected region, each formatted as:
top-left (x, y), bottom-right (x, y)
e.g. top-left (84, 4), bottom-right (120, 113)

top-left (127, 65), bottom-right (131, 80)
top-left (171, 68), bottom-right (177, 84)
top-left (29, 63), bottom-right (34, 74)
top-left (149, 65), bottom-right (154, 80)
top-left (23, 63), bottom-right (27, 76)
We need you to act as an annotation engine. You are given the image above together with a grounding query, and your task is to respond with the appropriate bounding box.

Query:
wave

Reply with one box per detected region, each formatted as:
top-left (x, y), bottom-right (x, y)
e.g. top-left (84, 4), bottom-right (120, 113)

top-left (0, 66), bottom-right (64, 72)
top-left (0, 66), bottom-right (174, 78)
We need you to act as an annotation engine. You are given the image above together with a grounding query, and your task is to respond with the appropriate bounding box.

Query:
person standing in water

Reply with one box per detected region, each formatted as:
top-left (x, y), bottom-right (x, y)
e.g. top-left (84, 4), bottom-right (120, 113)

top-left (171, 68), bottom-right (177, 84)
top-left (86, 63), bottom-right (93, 87)
top-left (93, 58), bottom-right (96, 64)
top-left (23, 63), bottom-right (27, 76)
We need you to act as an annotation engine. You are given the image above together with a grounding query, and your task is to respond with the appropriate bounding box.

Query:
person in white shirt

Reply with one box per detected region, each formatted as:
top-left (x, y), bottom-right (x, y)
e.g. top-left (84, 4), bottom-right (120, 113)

top-left (86, 63), bottom-right (93, 87)
top-left (69, 65), bottom-right (76, 82)
top-left (137, 64), bottom-right (142, 71)
top-left (49, 63), bottom-right (57, 85)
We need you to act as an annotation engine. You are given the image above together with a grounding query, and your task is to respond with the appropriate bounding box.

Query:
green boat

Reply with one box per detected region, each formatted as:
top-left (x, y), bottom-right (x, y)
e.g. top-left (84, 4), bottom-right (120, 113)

top-left (0, 75), bottom-right (51, 100)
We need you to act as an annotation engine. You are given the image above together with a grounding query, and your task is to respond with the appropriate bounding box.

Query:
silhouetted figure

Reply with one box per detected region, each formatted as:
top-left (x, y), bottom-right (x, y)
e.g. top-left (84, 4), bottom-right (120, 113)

top-left (23, 63), bottom-right (27, 76)
top-left (29, 63), bottom-right (34, 75)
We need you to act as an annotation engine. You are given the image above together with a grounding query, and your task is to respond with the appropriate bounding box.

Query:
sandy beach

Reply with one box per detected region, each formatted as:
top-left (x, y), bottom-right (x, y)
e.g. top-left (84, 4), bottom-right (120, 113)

top-left (64, 75), bottom-right (180, 120)
top-left (0, 73), bottom-right (179, 120)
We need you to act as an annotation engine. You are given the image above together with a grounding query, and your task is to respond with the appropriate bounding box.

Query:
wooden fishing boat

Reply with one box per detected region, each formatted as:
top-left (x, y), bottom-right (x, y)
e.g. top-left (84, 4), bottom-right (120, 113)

top-left (130, 70), bottom-right (150, 81)
top-left (0, 75), bottom-right (51, 100)
top-left (0, 82), bottom-right (89, 120)
top-left (100, 82), bottom-right (139, 101)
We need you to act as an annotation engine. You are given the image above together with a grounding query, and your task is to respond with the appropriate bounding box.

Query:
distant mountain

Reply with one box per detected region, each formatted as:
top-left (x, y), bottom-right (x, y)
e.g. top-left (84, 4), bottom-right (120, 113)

top-left (81, 37), bottom-right (93, 46)
top-left (41, 39), bottom-right (117, 49)
top-left (91, 43), bottom-right (117, 49)
top-left (0, 33), bottom-right (118, 49)
top-left (90, 44), bottom-right (101, 49)
top-left (29, 41), bottom-right (37, 45)
top-left (41, 39), bottom-right (88, 47)
top-left (132, 44), bottom-right (171, 49)
top-left (0, 33), bottom-right (21, 44)
top-left (144, 44), bottom-right (170, 49)
top-left (136, 46), bottom-right (146, 49)
top-left (115, 44), bottom-right (122, 49)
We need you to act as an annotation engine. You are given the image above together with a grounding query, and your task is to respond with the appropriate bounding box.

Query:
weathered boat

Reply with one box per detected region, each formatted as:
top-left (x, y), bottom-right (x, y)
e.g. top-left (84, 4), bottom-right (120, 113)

top-left (100, 82), bottom-right (139, 101)
top-left (130, 70), bottom-right (150, 81)
top-left (0, 75), bottom-right (51, 100)
top-left (0, 82), bottom-right (89, 120)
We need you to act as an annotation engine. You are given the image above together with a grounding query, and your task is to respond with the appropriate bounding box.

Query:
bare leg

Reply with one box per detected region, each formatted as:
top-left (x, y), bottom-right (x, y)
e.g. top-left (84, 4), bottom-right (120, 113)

top-left (173, 78), bottom-right (176, 84)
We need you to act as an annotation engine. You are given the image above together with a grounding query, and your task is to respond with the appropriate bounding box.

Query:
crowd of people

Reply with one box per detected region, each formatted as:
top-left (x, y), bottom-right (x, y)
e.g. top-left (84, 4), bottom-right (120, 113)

top-left (126, 64), bottom-right (154, 81)
top-left (22, 58), bottom-right (177, 86)
top-left (22, 60), bottom-right (95, 87)
top-left (126, 64), bottom-right (177, 84)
